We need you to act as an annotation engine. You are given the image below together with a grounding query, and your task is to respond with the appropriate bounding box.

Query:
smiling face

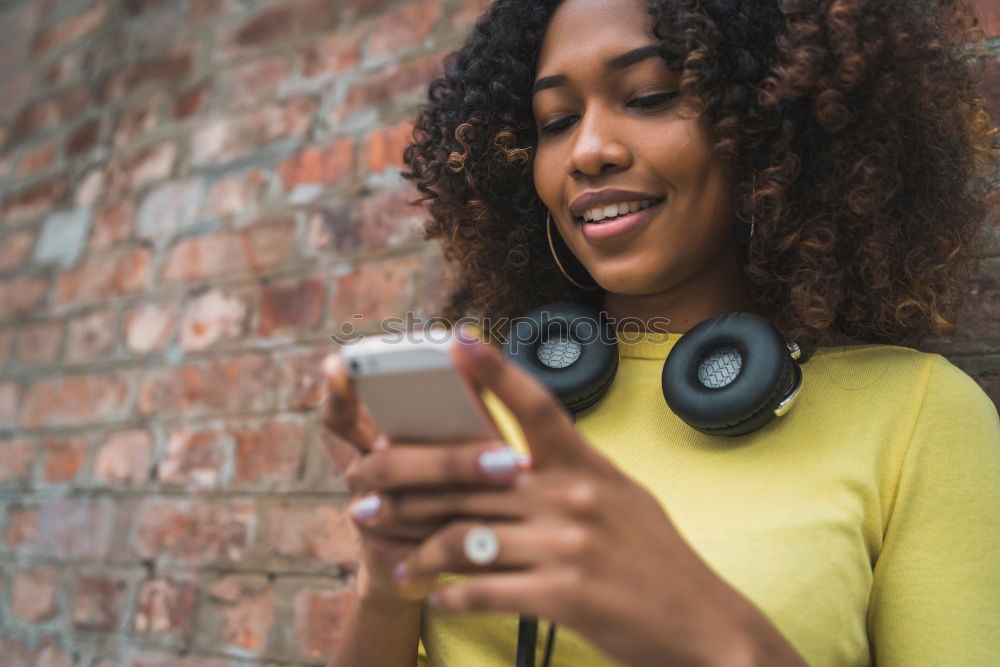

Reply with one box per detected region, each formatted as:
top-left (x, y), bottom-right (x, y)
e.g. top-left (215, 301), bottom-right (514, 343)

top-left (532, 0), bottom-right (740, 302)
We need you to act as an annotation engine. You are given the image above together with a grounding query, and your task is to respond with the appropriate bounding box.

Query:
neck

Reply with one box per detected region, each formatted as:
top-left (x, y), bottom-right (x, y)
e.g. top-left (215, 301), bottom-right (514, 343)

top-left (601, 246), bottom-right (767, 334)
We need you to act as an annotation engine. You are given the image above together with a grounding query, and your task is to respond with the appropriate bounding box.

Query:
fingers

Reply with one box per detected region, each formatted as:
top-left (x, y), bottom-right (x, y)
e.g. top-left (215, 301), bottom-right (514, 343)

top-left (344, 442), bottom-right (522, 495)
top-left (319, 353), bottom-right (385, 454)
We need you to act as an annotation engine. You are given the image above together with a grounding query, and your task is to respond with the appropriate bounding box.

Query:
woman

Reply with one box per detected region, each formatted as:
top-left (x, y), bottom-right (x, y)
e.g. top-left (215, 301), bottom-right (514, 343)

top-left (322, 0), bottom-right (1000, 664)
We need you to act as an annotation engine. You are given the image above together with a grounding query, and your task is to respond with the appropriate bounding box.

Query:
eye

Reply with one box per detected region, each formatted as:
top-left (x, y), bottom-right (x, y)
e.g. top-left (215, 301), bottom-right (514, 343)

top-left (537, 92), bottom-right (680, 137)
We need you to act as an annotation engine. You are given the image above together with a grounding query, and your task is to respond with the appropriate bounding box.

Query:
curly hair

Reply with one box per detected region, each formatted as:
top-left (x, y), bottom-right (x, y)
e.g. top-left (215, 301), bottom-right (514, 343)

top-left (402, 0), bottom-right (998, 346)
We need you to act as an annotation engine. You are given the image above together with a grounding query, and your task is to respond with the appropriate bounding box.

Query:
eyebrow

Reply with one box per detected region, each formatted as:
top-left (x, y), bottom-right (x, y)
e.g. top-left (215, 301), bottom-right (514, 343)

top-left (532, 44), bottom-right (662, 96)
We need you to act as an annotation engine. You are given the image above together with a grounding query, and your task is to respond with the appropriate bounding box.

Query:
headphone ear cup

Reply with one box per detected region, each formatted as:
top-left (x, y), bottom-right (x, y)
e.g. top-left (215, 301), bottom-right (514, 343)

top-left (661, 313), bottom-right (797, 436)
top-left (502, 302), bottom-right (619, 413)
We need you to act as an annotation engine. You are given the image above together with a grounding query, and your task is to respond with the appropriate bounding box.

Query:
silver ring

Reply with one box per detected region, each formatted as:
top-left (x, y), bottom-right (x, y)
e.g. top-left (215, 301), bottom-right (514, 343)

top-left (464, 526), bottom-right (500, 565)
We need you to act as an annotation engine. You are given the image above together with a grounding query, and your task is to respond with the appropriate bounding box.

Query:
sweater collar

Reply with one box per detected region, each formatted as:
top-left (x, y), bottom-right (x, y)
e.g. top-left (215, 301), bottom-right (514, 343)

top-left (615, 330), bottom-right (684, 360)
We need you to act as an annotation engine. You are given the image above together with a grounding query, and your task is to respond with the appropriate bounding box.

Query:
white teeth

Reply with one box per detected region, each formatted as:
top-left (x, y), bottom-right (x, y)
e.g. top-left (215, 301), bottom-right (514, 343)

top-left (582, 199), bottom-right (658, 222)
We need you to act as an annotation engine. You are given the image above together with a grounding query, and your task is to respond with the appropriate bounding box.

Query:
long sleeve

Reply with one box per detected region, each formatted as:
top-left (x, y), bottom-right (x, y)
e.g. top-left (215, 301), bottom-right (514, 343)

top-left (867, 355), bottom-right (1000, 664)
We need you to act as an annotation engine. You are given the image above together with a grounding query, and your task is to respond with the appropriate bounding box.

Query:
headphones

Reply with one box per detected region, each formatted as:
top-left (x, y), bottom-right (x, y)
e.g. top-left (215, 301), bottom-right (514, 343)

top-left (501, 301), bottom-right (814, 435)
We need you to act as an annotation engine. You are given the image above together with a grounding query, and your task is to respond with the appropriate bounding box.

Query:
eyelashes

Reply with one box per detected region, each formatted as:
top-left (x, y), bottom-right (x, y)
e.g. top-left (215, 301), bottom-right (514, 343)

top-left (538, 92), bottom-right (680, 137)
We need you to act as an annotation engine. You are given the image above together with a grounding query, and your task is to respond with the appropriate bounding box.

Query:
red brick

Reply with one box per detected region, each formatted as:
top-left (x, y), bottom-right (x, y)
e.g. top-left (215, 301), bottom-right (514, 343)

top-left (0, 329), bottom-right (12, 368)
top-left (203, 169), bottom-right (267, 222)
top-left (0, 381), bottom-right (22, 424)
top-left (0, 438), bottom-right (33, 485)
top-left (66, 118), bottom-right (102, 156)
top-left (953, 261), bottom-right (1000, 340)
top-left (11, 568), bottom-right (59, 622)
top-left (227, 0), bottom-right (335, 53)
top-left (982, 59), bottom-right (1000, 126)
top-left (4, 507), bottom-right (37, 548)
top-left (44, 51), bottom-right (82, 88)
top-left (74, 169), bottom-right (106, 208)
top-left (133, 576), bottom-right (197, 638)
top-left (278, 139), bottom-right (353, 189)
top-left (89, 198), bottom-right (136, 249)
top-left (229, 56), bottom-right (290, 106)
top-left (33, 2), bottom-right (110, 55)
top-left (330, 256), bottom-right (422, 326)
top-left (369, 0), bottom-right (442, 58)
top-left (101, 50), bottom-right (195, 103)
top-left (232, 419), bottom-right (305, 485)
top-left (163, 219), bottom-right (293, 283)
top-left (202, 576), bottom-right (274, 653)
top-left (54, 247), bottom-right (152, 307)
top-left (278, 348), bottom-right (329, 411)
top-left (17, 141), bottom-right (57, 176)
top-left (65, 310), bottom-right (117, 363)
top-left (190, 98), bottom-right (315, 165)
top-left (292, 586), bottom-right (356, 660)
top-left (258, 278), bottom-right (325, 336)
top-left (113, 95), bottom-right (163, 148)
top-left (0, 229), bottom-right (37, 272)
top-left (302, 23), bottom-right (367, 78)
top-left (158, 428), bottom-right (229, 487)
top-left (122, 0), bottom-right (173, 15)
top-left (73, 573), bottom-right (127, 631)
top-left (20, 372), bottom-right (129, 428)
top-left (137, 354), bottom-right (281, 416)
top-left (123, 302), bottom-right (177, 353)
top-left (173, 84), bottom-right (209, 119)
top-left (0, 69), bottom-right (32, 119)
top-left (335, 53), bottom-right (444, 121)
top-left (180, 288), bottom-right (249, 351)
top-left (264, 504), bottom-right (358, 567)
top-left (107, 142), bottom-right (177, 196)
top-left (92, 430), bottom-right (153, 485)
top-left (0, 275), bottom-right (49, 318)
top-left (129, 500), bottom-right (254, 565)
top-left (0, 178), bottom-right (67, 225)
top-left (9, 84), bottom-right (90, 142)
top-left (39, 435), bottom-right (87, 484)
top-left (362, 121), bottom-right (414, 173)
top-left (12, 499), bottom-right (114, 560)
top-left (452, 0), bottom-right (492, 28)
top-left (17, 321), bottom-right (63, 365)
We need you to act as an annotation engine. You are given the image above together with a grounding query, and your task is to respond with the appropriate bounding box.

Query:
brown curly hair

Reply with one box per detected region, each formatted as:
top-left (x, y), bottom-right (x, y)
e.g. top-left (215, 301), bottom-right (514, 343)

top-left (402, 0), bottom-right (998, 346)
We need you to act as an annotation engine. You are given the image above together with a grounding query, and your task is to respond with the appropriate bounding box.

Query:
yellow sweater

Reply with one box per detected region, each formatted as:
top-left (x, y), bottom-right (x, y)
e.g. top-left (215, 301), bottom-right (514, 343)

top-left (418, 332), bottom-right (1000, 666)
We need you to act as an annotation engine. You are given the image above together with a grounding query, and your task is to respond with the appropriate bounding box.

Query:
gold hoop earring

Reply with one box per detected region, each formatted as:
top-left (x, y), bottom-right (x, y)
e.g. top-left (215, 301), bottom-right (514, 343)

top-left (546, 212), bottom-right (600, 292)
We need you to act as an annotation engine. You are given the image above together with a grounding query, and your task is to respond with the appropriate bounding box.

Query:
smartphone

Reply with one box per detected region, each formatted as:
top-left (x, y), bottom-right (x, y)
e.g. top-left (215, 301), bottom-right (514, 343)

top-left (339, 330), bottom-right (499, 443)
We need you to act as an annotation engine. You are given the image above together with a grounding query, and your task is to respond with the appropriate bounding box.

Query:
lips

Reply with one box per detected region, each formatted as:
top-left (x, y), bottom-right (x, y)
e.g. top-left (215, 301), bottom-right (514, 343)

top-left (578, 197), bottom-right (665, 243)
top-left (569, 188), bottom-right (664, 220)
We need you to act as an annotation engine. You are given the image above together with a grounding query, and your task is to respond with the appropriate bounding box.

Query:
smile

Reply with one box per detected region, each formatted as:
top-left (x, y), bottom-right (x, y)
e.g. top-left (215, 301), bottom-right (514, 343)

top-left (576, 197), bottom-right (666, 243)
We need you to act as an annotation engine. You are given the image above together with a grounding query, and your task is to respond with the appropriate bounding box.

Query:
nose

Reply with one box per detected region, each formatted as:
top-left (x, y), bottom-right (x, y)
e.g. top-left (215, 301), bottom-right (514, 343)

top-left (569, 104), bottom-right (632, 178)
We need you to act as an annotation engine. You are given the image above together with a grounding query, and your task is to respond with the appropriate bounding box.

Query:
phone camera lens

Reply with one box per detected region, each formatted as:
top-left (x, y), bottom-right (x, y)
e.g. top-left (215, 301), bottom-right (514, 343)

top-left (349, 360), bottom-right (361, 373)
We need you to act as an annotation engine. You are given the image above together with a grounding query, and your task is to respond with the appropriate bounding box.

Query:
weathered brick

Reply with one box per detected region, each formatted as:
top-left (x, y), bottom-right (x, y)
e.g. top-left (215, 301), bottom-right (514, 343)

top-left (32, 2), bottom-right (110, 55)
top-left (190, 98), bottom-right (316, 166)
top-left (335, 53), bottom-right (444, 121)
top-left (137, 354), bottom-right (281, 416)
top-left (0, 69), bottom-right (33, 119)
top-left (0, 229), bottom-right (37, 272)
top-left (982, 59), bottom-right (1000, 127)
top-left (972, 0), bottom-right (1000, 38)
top-left (226, 0), bottom-right (336, 55)
top-left (231, 419), bottom-right (305, 485)
top-left (129, 499), bottom-right (254, 565)
top-left (0, 636), bottom-right (74, 667)
top-left (953, 261), bottom-right (1000, 341)
top-left (9, 499), bottom-right (115, 560)
top-left (17, 141), bottom-right (57, 176)
top-left (136, 178), bottom-right (205, 246)
top-left (73, 573), bottom-right (127, 631)
top-left (330, 255), bottom-right (422, 326)
top-left (173, 83), bottom-right (210, 119)
top-left (0, 381), bottom-right (22, 425)
top-left (34, 208), bottom-right (93, 266)
top-left (38, 435), bottom-right (87, 484)
top-left (199, 576), bottom-right (274, 654)
top-left (228, 56), bottom-right (290, 106)
top-left (113, 94), bottom-right (164, 148)
top-left (263, 503), bottom-right (358, 567)
top-left (0, 438), bottom-right (34, 485)
top-left (162, 218), bottom-right (293, 283)
top-left (74, 169), bottom-right (107, 208)
top-left (258, 278), bottom-right (325, 336)
top-left (203, 169), bottom-right (267, 223)
top-left (0, 274), bottom-right (49, 319)
top-left (308, 187), bottom-right (426, 256)
top-left (301, 22), bottom-right (368, 78)
top-left (101, 49), bottom-right (195, 103)
top-left (133, 575), bottom-right (197, 638)
top-left (158, 428), bottom-right (229, 487)
top-left (16, 321), bottom-right (63, 365)
top-left (89, 198), bottom-right (136, 249)
top-left (278, 348), bottom-right (329, 411)
top-left (369, 0), bottom-right (442, 59)
top-left (4, 507), bottom-right (37, 549)
top-left (11, 568), bottom-right (59, 622)
top-left (180, 288), bottom-right (249, 351)
top-left (44, 51), bottom-right (82, 89)
top-left (0, 328), bottom-right (13, 368)
top-left (108, 142), bottom-right (177, 196)
top-left (124, 302), bottom-right (178, 353)
top-left (362, 120), bottom-right (414, 173)
top-left (292, 585), bottom-right (356, 661)
top-left (122, 0), bottom-right (174, 15)
top-left (20, 372), bottom-right (129, 428)
top-left (92, 430), bottom-right (153, 485)
top-left (66, 118), bottom-right (101, 156)
top-left (65, 309), bottom-right (118, 363)
top-left (9, 84), bottom-right (90, 143)
top-left (54, 247), bottom-right (152, 307)
top-left (0, 178), bottom-right (67, 225)
top-left (278, 138), bottom-right (353, 192)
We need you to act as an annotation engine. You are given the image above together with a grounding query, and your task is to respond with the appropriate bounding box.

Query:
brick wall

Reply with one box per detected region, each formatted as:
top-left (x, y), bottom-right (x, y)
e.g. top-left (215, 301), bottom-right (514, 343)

top-left (0, 0), bottom-right (996, 665)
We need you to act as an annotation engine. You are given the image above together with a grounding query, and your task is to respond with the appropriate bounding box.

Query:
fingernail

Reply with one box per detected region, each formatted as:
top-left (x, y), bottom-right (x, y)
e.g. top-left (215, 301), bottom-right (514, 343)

top-left (395, 561), bottom-right (408, 582)
top-left (371, 433), bottom-right (389, 451)
top-left (479, 448), bottom-right (518, 476)
top-left (322, 354), bottom-right (341, 379)
top-left (352, 494), bottom-right (380, 520)
top-left (515, 454), bottom-right (532, 470)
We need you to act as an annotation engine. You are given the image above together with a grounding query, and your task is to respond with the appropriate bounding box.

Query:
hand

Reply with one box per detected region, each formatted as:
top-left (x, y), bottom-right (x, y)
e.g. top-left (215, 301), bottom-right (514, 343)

top-left (346, 333), bottom-right (806, 666)
top-left (318, 352), bottom-right (524, 603)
